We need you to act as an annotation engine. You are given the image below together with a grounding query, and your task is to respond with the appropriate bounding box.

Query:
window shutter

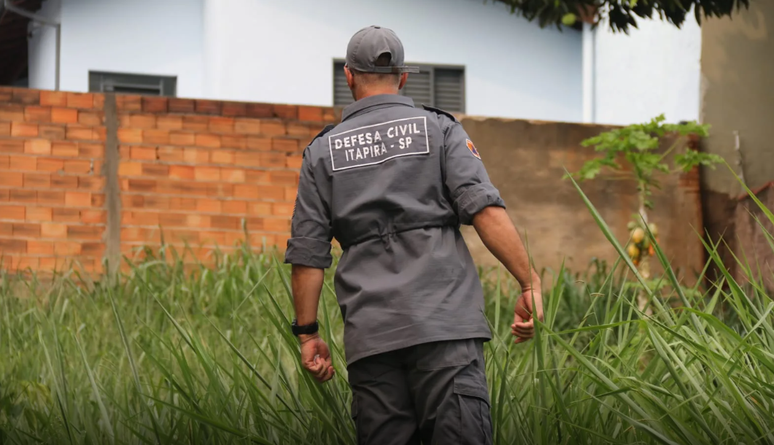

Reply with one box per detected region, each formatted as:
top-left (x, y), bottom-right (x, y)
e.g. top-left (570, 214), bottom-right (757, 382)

top-left (88, 71), bottom-right (177, 97)
top-left (401, 69), bottom-right (432, 107)
top-left (434, 69), bottom-right (464, 112)
top-left (333, 62), bottom-right (355, 107)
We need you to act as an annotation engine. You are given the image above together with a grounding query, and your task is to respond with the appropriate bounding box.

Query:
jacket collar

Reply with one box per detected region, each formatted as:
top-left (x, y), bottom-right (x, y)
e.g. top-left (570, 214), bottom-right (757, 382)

top-left (341, 94), bottom-right (415, 122)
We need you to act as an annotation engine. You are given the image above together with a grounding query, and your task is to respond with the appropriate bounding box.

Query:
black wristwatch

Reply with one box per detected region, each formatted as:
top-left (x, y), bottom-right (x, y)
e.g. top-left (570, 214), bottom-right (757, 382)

top-left (291, 319), bottom-right (319, 337)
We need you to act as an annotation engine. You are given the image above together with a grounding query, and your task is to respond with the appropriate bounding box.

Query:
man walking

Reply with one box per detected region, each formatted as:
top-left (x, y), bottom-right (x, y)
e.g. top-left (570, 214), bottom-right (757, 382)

top-left (285, 25), bottom-right (543, 445)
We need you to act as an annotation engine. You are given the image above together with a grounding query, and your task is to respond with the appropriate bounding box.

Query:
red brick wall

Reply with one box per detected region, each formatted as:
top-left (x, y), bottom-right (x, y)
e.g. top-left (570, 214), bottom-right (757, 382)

top-left (0, 87), bottom-right (339, 273)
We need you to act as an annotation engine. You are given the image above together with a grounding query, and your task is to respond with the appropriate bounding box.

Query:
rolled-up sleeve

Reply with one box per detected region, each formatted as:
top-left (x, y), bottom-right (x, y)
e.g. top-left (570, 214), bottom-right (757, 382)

top-left (284, 148), bottom-right (333, 268)
top-left (443, 122), bottom-right (505, 224)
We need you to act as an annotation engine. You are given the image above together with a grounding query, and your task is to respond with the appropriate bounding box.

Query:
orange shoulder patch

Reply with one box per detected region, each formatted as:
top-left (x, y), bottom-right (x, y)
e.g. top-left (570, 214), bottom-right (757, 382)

top-left (466, 139), bottom-right (481, 159)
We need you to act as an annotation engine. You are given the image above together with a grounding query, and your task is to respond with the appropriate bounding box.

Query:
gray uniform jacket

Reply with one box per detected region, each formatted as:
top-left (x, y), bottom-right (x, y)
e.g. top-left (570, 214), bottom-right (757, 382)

top-left (285, 94), bottom-right (506, 365)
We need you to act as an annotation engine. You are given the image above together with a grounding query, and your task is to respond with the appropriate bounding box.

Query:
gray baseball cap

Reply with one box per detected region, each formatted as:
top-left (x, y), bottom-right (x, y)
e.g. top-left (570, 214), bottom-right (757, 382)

top-left (345, 26), bottom-right (420, 74)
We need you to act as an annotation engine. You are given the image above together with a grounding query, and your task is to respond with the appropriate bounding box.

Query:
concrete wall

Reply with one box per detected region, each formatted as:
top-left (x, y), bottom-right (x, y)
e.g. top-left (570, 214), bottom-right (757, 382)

top-left (29, 0), bottom-right (205, 98)
top-left (458, 117), bottom-right (705, 282)
top-left (590, 17), bottom-right (702, 125)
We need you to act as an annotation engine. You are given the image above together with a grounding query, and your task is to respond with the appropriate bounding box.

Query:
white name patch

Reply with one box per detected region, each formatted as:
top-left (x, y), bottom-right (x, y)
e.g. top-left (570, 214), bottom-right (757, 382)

top-left (328, 117), bottom-right (429, 171)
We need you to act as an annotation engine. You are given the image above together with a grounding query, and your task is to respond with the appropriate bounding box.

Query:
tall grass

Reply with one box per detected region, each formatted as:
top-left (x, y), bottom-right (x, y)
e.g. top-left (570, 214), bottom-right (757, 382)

top-left (1, 179), bottom-right (774, 444)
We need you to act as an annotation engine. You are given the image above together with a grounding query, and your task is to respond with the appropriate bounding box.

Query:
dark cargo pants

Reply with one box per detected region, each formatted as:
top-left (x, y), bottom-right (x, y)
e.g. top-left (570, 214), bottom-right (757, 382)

top-left (348, 339), bottom-right (492, 445)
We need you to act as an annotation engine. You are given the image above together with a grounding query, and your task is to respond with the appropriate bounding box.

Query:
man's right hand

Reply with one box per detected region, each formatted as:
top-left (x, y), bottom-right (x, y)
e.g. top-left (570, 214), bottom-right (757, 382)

top-left (300, 334), bottom-right (335, 383)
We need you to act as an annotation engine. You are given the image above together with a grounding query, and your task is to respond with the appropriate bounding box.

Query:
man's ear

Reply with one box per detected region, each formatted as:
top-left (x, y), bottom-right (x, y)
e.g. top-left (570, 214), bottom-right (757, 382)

top-left (345, 66), bottom-right (355, 90)
top-left (399, 72), bottom-right (408, 90)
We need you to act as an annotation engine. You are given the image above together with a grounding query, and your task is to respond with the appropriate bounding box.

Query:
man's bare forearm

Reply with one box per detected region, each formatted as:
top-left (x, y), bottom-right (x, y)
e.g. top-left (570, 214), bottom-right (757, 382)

top-left (472, 206), bottom-right (540, 290)
top-left (291, 265), bottom-right (325, 326)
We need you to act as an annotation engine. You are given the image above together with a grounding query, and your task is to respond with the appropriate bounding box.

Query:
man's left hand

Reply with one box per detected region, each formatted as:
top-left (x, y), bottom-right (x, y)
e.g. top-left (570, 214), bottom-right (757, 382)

top-left (511, 288), bottom-right (544, 344)
top-left (300, 334), bottom-right (335, 383)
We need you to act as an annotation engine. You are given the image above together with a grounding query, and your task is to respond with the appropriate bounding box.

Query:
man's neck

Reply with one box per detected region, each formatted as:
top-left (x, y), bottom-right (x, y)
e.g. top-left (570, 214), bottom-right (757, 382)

top-left (355, 88), bottom-right (400, 101)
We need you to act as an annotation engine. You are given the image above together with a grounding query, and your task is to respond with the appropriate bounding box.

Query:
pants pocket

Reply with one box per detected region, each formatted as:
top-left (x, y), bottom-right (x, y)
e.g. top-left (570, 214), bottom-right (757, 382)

top-left (453, 374), bottom-right (493, 445)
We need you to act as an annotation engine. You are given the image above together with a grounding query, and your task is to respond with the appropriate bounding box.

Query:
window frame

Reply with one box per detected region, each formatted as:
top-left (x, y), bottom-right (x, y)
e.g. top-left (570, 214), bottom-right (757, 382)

top-left (332, 59), bottom-right (466, 113)
top-left (88, 71), bottom-right (178, 97)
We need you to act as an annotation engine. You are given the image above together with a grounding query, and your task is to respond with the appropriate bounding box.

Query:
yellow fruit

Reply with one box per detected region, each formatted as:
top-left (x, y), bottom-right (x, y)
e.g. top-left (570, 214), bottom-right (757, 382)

top-left (632, 228), bottom-right (645, 244)
top-left (627, 244), bottom-right (640, 258)
top-left (648, 223), bottom-right (659, 237)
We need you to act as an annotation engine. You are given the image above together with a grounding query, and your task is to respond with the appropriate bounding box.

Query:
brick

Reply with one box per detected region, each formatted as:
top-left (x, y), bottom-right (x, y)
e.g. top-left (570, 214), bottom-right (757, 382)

top-left (118, 128), bottom-right (143, 143)
top-left (119, 146), bottom-right (131, 159)
top-left (195, 100), bottom-right (222, 115)
top-left (222, 102), bottom-right (247, 117)
top-left (270, 171), bottom-right (299, 186)
top-left (235, 118), bottom-right (262, 135)
top-left (246, 103), bottom-right (273, 118)
top-left (260, 152), bottom-right (286, 168)
top-left (298, 106), bottom-right (324, 122)
top-left (261, 121), bottom-right (286, 136)
top-left (208, 117), bottom-right (234, 133)
top-left (26, 207), bottom-right (52, 222)
top-left (246, 137), bottom-right (271, 151)
top-left (9, 190), bottom-right (36, 204)
top-left (78, 112), bottom-right (103, 126)
top-left (287, 122), bottom-right (311, 137)
top-left (67, 93), bottom-right (94, 109)
top-left (157, 146), bottom-right (184, 162)
top-left (245, 170), bottom-right (270, 183)
top-left (78, 176), bottom-right (105, 191)
top-left (55, 241), bottom-right (81, 255)
top-left (41, 222), bottom-right (67, 238)
top-left (66, 126), bottom-right (95, 141)
top-left (64, 160), bottom-right (92, 174)
top-left (9, 155), bottom-right (36, 171)
top-left (23, 139), bottom-right (51, 155)
top-left (128, 179), bottom-right (156, 192)
top-left (142, 163), bottom-right (169, 176)
top-left (129, 114), bottom-right (156, 129)
top-left (11, 122), bottom-right (38, 137)
top-left (51, 107), bottom-right (79, 123)
top-left (27, 240), bottom-right (54, 255)
top-left (40, 91), bottom-right (68, 107)
top-left (169, 197), bottom-right (196, 211)
top-left (1, 205), bottom-right (25, 220)
top-left (257, 185), bottom-right (285, 201)
top-left (182, 115), bottom-right (208, 131)
top-left (0, 222), bottom-right (9, 234)
top-left (12, 89), bottom-right (39, 105)
top-left (37, 190), bottom-right (64, 205)
top-left (211, 215), bottom-right (239, 230)
top-left (52, 142), bottom-right (78, 157)
top-left (183, 148), bottom-right (209, 164)
top-left (93, 94), bottom-right (105, 110)
top-left (80, 209), bottom-right (105, 224)
top-left (273, 105), bottom-right (298, 119)
top-left (143, 97), bottom-right (168, 113)
top-left (157, 116), bottom-right (183, 130)
top-left (0, 155), bottom-right (7, 168)
top-left (130, 211), bottom-right (159, 226)
top-left (221, 134), bottom-right (247, 150)
top-left (170, 131), bottom-right (196, 146)
top-left (196, 198), bottom-right (221, 213)
top-left (284, 187), bottom-right (297, 202)
top-left (39, 258), bottom-right (60, 270)
top-left (194, 167), bottom-right (220, 182)
top-left (39, 124), bottom-right (66, 140)
top-left (68, 225), bottom-right (102, 240)
top-left (0, 104), bottom-right (24, 121)
top-left (25, 106), bottom-right (52, 123)
top-left (81, 242), bottom-right (104, 256)
top-left (51, 175), bottom-right (78, 189)
top-left (143, 129), bottom-right (170, 144)
top-left (24, 173), bottom-right (51, 188)
top-left (222, 168), bottom-right (246, 183)
top-left (169, 98), bottom-right (195, 114)
top-left (272, 138), bottom-right (298, 153)
top-left (158, 213), bottom-right (187, 227)
top-left (272, 203), bottom-right (294, 217)
top-left (122, 195), bottom-right (144, 209)
top-left (210, 149), bottom-right (234, 165)
top-left (116, 94), bottom-right (142, 112)
top-left (53, 208), bottom-right (81, 222)
top-left (222, 200), bottom-right (247, 214)
top-left (264, 218), bottom-right (290, 232)
top-left (93, 127), bottom-right (107, 142)
top-left (0, 122), bottom-right (9, 136)
top-left (16, 257), bottom-right (41, 270)
top-left (184, 214), bottom-right (210, 228)
top-left (131, 146), bottom-right (157, 160)
top-left (248, 202), bottom-right (272, 216)
top-left (79, 143), bottom-right (104, 158)
top-left (207, 183), bottom-right (233, 198)
top-left (169, 165), bottom-right (195, 180)
top-left (0, 139), bottom-right (24, 154)
top-left (65, 192), bottom-right (91, 207)
top-left (0, 239), bottom-right (26, 253)
top-left (196, 134), bottom-right (221, 149)
top-left (233, 151), bottom-right (261, 167)
top-left (286, 155), bottom-right (303, 169)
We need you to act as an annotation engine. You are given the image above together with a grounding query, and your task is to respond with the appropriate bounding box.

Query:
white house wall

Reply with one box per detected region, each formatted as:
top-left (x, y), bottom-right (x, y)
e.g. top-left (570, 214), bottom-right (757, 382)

top-left (201, 0), bottom-right (583, 121)
top-left (592, 16), bottom-right (702, 125)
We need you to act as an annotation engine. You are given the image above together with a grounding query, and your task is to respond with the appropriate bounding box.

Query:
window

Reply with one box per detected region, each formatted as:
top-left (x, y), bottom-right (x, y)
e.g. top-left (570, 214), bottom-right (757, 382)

top-left (333, 62), bottom-right (465, 112)
top-left (88, 71), bottom-right (177, 97)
